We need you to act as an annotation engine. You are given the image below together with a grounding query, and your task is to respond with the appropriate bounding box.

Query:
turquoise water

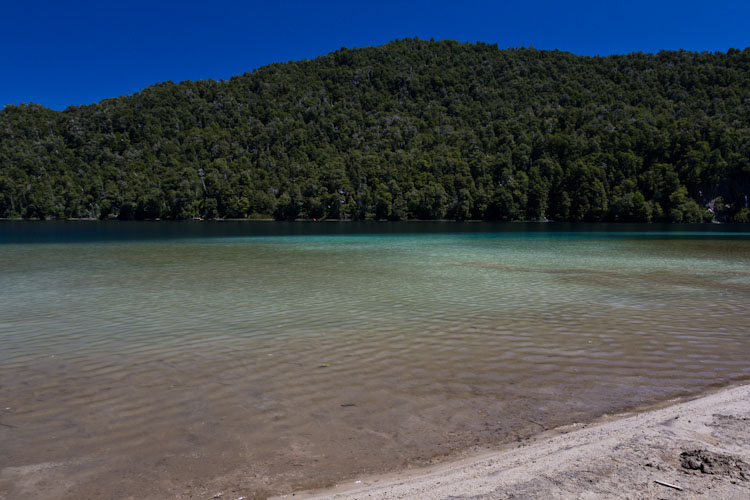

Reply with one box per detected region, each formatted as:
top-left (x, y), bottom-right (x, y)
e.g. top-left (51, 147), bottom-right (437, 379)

top-left (1, 222), bottom-right (749, 498)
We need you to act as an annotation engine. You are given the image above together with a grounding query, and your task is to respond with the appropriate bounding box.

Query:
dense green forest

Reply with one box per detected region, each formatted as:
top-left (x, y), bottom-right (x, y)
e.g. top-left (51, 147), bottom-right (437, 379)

top-left (1, 39), bottom-right (750, 222)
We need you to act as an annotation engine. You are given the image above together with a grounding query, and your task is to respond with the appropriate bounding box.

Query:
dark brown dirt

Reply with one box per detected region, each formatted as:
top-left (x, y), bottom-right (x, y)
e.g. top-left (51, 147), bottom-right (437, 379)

top-left (680, 449), bottom-right (750, 480)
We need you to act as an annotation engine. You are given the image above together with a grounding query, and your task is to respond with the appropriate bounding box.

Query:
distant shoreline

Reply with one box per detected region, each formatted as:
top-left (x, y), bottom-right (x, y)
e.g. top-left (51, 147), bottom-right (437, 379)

top-left (0, 217), bottom-right (734, 224)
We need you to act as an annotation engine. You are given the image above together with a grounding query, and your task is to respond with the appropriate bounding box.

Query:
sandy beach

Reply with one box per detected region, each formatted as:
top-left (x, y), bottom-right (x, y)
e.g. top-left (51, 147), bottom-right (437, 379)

top-left (283, 384), bottom-right (750, 500)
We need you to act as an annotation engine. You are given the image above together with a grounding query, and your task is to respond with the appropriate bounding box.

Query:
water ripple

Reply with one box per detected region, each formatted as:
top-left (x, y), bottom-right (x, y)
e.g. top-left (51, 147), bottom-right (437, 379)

top-left (1, 234), bottom-right (749, 498)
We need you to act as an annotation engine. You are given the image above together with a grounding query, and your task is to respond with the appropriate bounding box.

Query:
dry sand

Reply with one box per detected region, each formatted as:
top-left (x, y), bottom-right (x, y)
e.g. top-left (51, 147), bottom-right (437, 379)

top-left (282, 384), bottom-right (750, 500)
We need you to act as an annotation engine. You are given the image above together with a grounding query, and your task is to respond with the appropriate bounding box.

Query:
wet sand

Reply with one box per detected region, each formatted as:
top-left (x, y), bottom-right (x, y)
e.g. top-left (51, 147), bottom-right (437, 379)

top-left (288, 383), bottom-right (750, 500)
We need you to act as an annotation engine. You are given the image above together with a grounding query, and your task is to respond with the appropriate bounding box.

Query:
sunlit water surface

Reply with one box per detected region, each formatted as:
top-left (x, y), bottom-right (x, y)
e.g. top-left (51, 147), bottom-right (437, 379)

top-left (1, 222), bottom-right (749, 498)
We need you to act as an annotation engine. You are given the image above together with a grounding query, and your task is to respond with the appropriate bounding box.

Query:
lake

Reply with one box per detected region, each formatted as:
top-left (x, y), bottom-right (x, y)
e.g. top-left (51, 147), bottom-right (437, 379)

top-left (1, 221), bottom-right (749, 499)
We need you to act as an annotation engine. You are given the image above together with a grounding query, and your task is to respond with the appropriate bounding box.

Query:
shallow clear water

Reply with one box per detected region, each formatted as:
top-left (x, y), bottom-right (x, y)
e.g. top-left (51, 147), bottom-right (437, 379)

top-left (1, 222), bottom-right (749, 498)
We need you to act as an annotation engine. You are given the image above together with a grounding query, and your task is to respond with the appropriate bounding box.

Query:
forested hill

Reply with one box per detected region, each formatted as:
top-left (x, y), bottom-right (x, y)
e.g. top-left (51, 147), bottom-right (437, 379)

top-left (2, 39), bottom-right (750, 222)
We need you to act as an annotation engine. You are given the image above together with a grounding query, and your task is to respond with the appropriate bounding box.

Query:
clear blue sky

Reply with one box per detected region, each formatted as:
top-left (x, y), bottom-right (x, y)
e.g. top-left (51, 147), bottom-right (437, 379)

top-left (2, 0), bottom-right (749, 110)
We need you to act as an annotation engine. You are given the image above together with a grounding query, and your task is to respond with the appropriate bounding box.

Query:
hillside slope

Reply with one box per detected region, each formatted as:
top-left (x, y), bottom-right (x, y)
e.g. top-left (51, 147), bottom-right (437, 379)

top-left (2, 39), bottom-right (749, 221)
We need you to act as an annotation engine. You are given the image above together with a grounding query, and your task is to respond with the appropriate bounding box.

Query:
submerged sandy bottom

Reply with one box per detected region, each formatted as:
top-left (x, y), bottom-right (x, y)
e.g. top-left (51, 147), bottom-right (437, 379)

top-left (2, 383), bottom-right (749, 500)
top-left (1, 231), bottom-right (749, 499)
top-left (291, 383), bottom-right (750, 500)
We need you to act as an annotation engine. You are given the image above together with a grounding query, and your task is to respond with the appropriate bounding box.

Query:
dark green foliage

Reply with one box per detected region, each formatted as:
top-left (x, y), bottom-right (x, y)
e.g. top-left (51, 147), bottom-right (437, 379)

top-left (2, 39), bottom-right (749, 221)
